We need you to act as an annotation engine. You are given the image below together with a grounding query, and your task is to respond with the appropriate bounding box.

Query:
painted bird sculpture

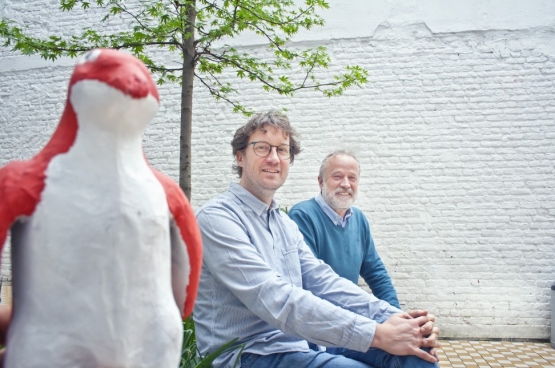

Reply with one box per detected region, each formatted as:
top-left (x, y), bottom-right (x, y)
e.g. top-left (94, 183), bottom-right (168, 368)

top-left (0, 49), bottom-right (202, 367)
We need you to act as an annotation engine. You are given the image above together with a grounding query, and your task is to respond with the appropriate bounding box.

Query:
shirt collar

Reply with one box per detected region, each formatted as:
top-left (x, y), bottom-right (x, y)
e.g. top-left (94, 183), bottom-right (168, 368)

top-left (315, 193), bottom-right (352, 228)
top-left (229, 183), bottom-right (280, 216)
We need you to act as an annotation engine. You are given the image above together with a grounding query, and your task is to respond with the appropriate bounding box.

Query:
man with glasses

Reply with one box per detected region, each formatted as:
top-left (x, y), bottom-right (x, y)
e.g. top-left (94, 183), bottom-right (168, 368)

top-left (193, 110), bottom-right (440, 368)
top-left (289, 150), bottom-right (400, 308)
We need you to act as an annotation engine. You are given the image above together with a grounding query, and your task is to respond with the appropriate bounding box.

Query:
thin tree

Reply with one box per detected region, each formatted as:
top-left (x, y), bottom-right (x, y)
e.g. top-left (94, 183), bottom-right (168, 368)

top-left (0, 0), bottom-right (368, 199)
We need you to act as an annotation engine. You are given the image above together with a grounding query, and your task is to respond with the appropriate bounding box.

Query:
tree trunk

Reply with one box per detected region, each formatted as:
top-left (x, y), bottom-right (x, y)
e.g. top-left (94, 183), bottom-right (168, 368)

top-left (180, 1), bottom-right (196, 200)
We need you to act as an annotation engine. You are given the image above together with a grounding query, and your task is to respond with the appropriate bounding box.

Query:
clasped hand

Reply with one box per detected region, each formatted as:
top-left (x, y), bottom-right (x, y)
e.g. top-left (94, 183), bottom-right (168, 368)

top-left (372, 309), bottom-right (440, 363)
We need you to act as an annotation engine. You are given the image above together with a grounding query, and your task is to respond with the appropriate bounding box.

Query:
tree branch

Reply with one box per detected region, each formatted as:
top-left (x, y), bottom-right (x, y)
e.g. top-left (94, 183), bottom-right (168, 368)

top-left (194, 71), bottom-right (251, 114)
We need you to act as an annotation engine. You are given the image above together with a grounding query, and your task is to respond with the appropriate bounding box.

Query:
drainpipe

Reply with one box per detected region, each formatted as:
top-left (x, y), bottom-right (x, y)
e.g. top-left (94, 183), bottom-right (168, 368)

top-left (552, 282), bottom-right (555, 349)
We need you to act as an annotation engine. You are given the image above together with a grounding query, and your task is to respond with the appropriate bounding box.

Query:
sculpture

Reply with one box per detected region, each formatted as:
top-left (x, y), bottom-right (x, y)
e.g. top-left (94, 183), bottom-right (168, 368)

top-left (0, 49), bottom-right (202, 367)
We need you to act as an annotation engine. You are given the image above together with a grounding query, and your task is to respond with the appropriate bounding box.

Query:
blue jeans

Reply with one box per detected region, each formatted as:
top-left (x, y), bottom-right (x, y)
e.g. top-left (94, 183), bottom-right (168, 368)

top-left (240, 346), bottom-right (439, 368)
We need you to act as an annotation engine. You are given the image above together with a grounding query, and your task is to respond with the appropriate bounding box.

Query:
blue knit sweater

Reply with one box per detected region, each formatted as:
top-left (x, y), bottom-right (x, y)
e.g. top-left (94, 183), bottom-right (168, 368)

top-left (289, 198), bottom-right (400, 308)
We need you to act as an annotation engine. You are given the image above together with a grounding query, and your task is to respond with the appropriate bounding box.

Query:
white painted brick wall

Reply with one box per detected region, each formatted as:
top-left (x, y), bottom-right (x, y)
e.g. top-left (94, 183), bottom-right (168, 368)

top-left (1, 1), bottom-right (554, 340)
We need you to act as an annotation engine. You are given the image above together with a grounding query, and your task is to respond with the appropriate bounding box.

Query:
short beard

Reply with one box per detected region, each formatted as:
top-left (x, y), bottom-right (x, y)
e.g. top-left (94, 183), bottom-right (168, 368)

top-left (321, 183), bottom-right (357, 212)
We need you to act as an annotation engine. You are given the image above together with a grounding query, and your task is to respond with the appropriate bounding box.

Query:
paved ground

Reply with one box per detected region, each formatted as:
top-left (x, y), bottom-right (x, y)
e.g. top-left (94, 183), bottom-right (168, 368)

top-left (439, 340), bottom-right (555, 367)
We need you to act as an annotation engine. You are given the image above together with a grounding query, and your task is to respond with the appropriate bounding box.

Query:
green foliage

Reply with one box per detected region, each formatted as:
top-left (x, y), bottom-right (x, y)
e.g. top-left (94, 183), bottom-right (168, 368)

top-left (181, 316), bottom-right (243, 368)
top-left (0, 0), bottom-right (369, 199)
top-left (0, 0), bottom-right (368, 114)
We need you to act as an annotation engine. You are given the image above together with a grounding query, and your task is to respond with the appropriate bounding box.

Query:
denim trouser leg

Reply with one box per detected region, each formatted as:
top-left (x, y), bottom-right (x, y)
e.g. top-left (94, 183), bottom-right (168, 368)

top-left (240, 350), bottom-right (372, 368)
top-left (327, 347), bottom-right (439, 368)
top-left (240, 347), bottom-right (439, 368)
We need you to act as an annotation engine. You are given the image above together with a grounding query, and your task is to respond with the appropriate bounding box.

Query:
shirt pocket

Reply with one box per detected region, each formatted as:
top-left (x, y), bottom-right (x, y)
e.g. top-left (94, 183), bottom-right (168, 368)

top-left (281, 246), bottom-right (302, 287)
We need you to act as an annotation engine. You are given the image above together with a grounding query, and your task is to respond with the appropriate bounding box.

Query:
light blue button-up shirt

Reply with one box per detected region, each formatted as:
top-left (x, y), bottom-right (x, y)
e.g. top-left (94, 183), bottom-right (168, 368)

top-left (193, 183), bottom-right (401, 367)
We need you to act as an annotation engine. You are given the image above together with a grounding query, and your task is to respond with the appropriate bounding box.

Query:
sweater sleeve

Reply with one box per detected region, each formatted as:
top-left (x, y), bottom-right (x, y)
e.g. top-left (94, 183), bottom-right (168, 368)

top-left (359, 215), bottom-right (401, 309)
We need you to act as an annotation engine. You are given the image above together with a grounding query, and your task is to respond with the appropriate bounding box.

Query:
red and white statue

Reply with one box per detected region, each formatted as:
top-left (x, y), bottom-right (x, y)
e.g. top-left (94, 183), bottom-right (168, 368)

top-left (0, 49), bottom-right (202, 367)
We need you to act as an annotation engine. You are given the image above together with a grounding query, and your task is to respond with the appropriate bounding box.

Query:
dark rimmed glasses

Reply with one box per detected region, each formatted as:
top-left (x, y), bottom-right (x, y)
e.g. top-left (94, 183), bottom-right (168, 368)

top-left (248, 141), bottom-right (294, 160)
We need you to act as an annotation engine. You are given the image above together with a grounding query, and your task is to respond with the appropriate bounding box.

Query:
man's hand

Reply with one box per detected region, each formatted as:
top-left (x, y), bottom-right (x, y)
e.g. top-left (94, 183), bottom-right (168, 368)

top-left (407, 309), bottom-right (440, 360)
top-left (370, 311), bottom-right (440, 363)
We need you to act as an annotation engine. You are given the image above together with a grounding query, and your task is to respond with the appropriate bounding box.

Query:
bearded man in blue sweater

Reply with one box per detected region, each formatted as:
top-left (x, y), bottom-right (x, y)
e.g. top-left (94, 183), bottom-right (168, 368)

top-left (289, 150), bottom-right (400, 308)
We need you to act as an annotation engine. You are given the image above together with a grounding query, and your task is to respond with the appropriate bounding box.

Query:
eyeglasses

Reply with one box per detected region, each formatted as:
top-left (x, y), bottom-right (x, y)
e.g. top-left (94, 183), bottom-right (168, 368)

top-left (248, 141), bottom-right (294, 160)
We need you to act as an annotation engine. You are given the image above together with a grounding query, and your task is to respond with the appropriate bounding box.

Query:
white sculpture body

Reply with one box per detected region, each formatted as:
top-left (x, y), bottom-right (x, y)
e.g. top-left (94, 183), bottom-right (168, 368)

top-left (0, 49), bottom-right (202, 368)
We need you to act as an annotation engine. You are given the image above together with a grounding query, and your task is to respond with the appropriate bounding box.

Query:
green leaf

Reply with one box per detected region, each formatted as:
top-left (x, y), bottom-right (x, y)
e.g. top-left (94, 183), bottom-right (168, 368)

top-left (0, 0), bottom-right (367, 197)
top-left (179, 316), bottom-right (244, 368)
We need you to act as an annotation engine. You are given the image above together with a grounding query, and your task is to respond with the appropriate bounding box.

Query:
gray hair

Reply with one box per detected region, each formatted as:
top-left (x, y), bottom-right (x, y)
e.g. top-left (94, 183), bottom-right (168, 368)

top-left (318, 150), bottom-right (360, 179)
top-left (231, 110), bottom-right (302, 178)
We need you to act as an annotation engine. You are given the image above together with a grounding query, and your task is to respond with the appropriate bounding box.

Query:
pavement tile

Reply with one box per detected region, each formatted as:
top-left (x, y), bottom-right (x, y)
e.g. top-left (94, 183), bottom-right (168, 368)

top-left (438, 340), bottom-right (555, 368)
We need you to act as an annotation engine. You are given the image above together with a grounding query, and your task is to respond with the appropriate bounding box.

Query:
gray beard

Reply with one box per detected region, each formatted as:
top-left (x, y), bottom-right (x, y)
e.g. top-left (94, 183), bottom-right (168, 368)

top-left (322, 186), bottom-right (357, 211)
